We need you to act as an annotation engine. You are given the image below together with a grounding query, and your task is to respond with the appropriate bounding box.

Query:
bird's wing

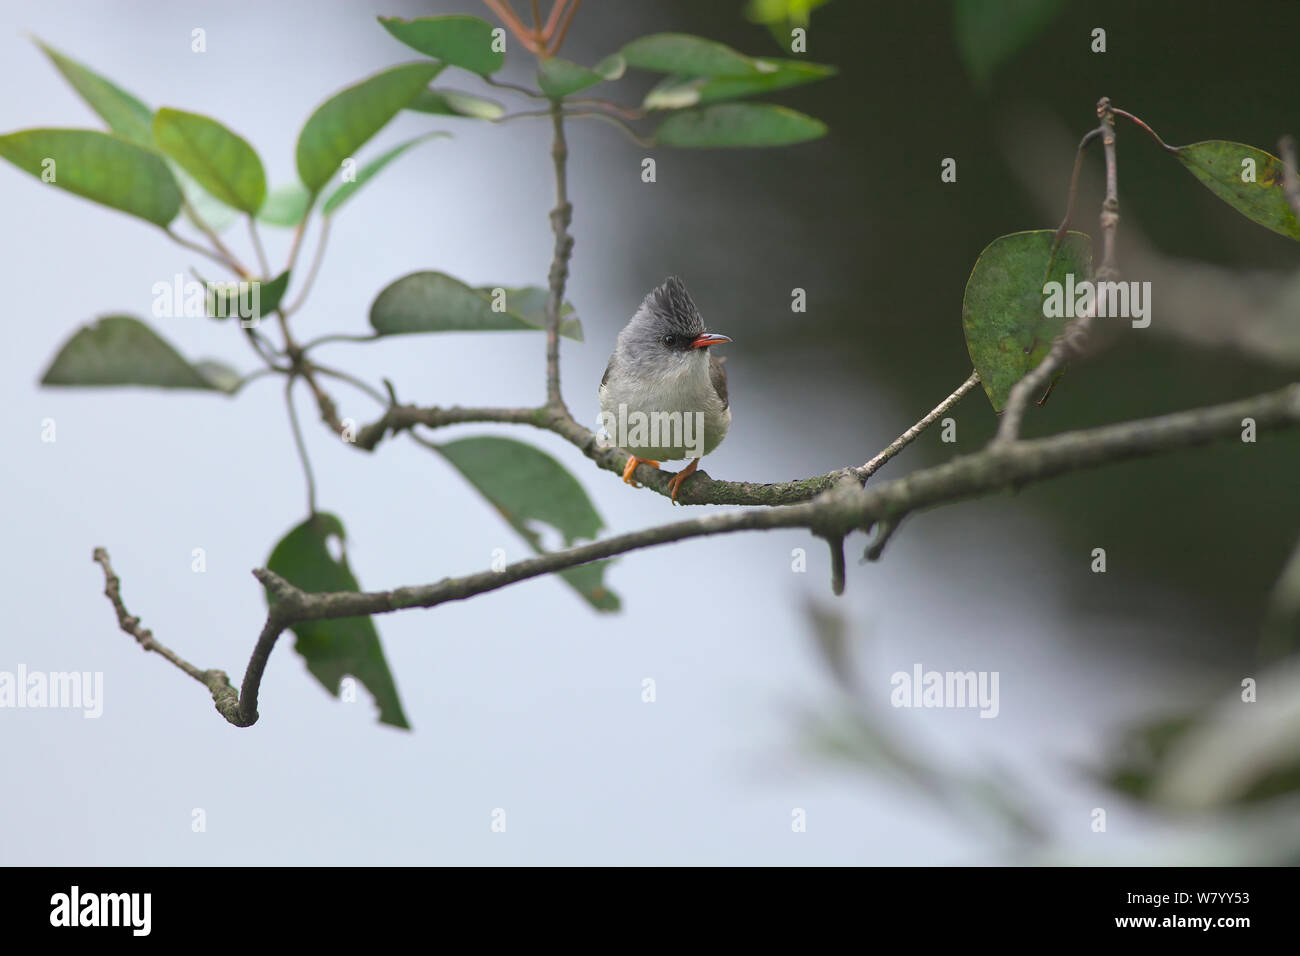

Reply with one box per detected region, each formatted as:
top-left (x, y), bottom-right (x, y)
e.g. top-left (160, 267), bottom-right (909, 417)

top-left (708, 352), bottom-right (729, 409)
top-left (600, 352), bottom-right (616, 390)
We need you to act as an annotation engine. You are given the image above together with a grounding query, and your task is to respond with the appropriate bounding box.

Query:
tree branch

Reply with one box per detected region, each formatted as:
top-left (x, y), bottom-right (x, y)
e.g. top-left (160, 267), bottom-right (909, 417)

top-left (545, 99), bottom-right (574, 409)
top-left (95, 383), bottom-right (1300, 727)
top-left (92, 548), bottom-right (245, 724)
top-left (859, 370), bottom-right (980, 479)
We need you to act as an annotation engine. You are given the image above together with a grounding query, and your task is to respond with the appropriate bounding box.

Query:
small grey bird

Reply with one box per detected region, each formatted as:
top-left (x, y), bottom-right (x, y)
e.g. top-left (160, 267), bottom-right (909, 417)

top-left (599, 276), bottom-right (732, 501)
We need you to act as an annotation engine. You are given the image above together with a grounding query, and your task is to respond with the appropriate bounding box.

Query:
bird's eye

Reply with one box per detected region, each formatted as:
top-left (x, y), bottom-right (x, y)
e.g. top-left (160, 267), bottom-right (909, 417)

top-left (662, 334), bottom-right (677, 347)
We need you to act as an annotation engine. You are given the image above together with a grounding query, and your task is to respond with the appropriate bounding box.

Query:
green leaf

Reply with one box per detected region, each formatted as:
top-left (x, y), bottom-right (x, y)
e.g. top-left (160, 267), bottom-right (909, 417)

top-left (40, 315), bottom-right (227, 391)
top-left (205, 270), bottom-right (290, 321)
top-left (370, 272), bottom-right (583, 340)
top-left (295, 62), bottom-right (442, 193)
top-left (434, 437), bottom-right (619, 612)
top-left (961, 230), bottom-right (1093, 412)
top-left (621, 33), bottom-right (763, 77)
top-left (745, 0), bottom-right (832, 28)
top-left (191, 359), bottom-right (244, 394)
top-left (153, 108), bottom-right (266, 214)
top-left (954, 0), bottom-right (1064, 91)
top-left (406, 87), bottom-right (505, 120)
top-left (258, 182), bottom-right (313, 227)
top-left (592, 54), bottom-right (627, 81)
top-left (654, 103), bottom-right (826, 148)
top-left (265, 514), bottom-right (410, 729)
top-left (258, 270), bottom-right (291, 315)
top-left (378, 15), bottom-right (504, 76)
top-left (0, 128), bottom-right (182, 226)
top-left (537, 57), bottom-right (606, 98)
top-left (322, 132), bottom-right (447, 216)
top-left (473, 284), bottom-right (582, 341)
top-left (34, 39), bottom-right (154, 145)
top-left (1175, 141), bottom-right (1300, 242)
top-left (644, 60), bottom-right (836, 109)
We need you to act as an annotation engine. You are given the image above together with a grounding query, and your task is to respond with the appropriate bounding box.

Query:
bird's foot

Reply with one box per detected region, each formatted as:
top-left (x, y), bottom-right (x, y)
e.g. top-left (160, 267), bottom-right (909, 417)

top-left (621, 456), bottom-right (660, 487)
top-left (666, 458), bottom-right (700, 503)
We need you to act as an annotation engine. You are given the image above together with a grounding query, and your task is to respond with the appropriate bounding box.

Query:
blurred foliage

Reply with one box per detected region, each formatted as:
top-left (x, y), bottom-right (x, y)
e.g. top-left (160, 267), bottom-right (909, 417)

top-left (587, 0), bottom-right (1300, 656)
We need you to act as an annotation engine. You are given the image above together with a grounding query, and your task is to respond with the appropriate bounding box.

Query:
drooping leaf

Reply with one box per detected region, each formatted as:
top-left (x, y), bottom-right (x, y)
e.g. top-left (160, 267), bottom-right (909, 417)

top-left (258, 182), bottom-right (314, 227)
top-left (34, 39), bottom-right (154, 145)
top-left (621, 33), bottom-right (763, 77)
top-left (406, 87), bottom-right (505, 120)
top-left (537, 57), bottom-right (606, 98)
top-left (954, 0), bottom-right (1064, 91)
top-left (265, 513), bottom-right (410, 729)
top-left (654, 103), bottom-right (826, 147)
top-left (434, 437), bottom-right (619, 611)
top-left (322, 132), bottom-right (447, 216)
top-left (295, 62), bottom-right (442, 193)
top-left (370, 271), bottom-right (583, 340)
top-left (378, 15), bottom-right (504, 76)
top-left (961, 230), bottom-right (1093, 411)
top-left (154, 108), bottom-right (266, 214)
top-left (644, 60), bottom-right (836, 109)
top-left (1175, 141), bottom-right (1300, 242)
top-left (0, 128), bottom-right (182, 226)
top-left (40, 315), bottom-right (227, 391)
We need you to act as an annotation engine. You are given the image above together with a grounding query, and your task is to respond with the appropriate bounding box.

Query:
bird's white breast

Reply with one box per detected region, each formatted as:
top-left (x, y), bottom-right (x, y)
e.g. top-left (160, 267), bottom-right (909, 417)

top-left (599, 351), bottom-right (730, 461)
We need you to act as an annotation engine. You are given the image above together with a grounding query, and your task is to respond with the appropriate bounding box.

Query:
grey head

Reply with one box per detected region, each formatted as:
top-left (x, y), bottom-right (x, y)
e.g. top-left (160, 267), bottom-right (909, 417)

top-left (609, 275), bottom-right (729, 382)
top-left (621, 275), bottom-right (705, 353)
top-left (603, 275), bottom-right (731, 402)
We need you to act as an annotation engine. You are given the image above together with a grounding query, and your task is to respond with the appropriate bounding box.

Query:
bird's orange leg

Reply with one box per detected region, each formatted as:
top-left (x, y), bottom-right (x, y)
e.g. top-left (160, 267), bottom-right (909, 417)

top-left (666, 458), bottom-right (700, 502)
top-left (621, 455), bottom-right (660, 487)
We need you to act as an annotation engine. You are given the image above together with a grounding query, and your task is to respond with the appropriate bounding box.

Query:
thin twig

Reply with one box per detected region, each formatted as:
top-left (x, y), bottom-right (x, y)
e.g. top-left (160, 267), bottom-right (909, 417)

top-left (484, 75), bottom-right (548, 99)
top-left (565, 109), bottom-right (654, 147)
top-left (162, 227), bottom-right (244, 274)
top-left (284, 376), bottom-right (318, 515)
top-left (91, 548), bottom-right (245, 724)
top-left (308, 361), bottom-right (388, 405)
top-left (282, 216), bottom-right (332, 318)
top-left (179, 197), bottom-right (251, 277)
top-left (248, 216), bottom-right (270, 276)
top-left (541, 0), bottom-right (569, 42)
top-left (300, 332), bottom-right (382, 351)
top-left (544, 99), bottom-right (573, 408)
top-left (548, 0), bottom-right (582, 55)
top-left (1111, 107), bottom-right (1178, 154)
top-left (1053, 127), bottom-right (1102, 248)
top-left (482, 0), bottom-right (543, 54)
top-left (857, 370), bottom-right (981, 480)
top-left (996, 97), bottom-right (1120, 445)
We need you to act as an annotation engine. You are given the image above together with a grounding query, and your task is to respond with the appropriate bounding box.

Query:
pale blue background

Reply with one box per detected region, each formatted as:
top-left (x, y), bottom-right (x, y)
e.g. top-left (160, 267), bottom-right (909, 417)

top-left (0, 0), bottom-right (1220, 865)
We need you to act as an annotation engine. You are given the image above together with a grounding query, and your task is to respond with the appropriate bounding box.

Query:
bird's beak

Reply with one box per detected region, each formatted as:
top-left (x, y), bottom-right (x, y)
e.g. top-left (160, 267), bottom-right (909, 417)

top-left (690, 333), bottom-right (731, 349)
